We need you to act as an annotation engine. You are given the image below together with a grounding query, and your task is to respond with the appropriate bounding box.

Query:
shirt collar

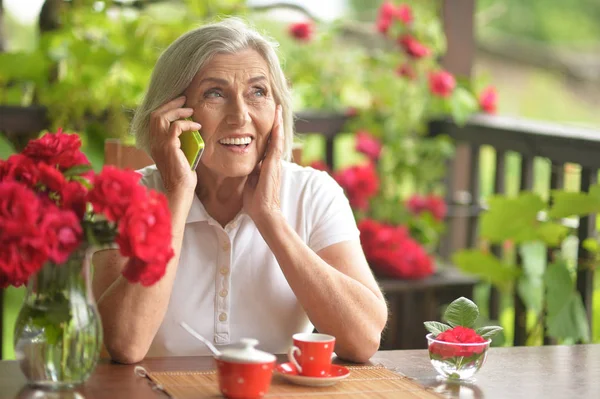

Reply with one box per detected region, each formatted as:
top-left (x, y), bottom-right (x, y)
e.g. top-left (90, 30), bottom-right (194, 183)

top-left (186, 195), bottom-right (210, 224)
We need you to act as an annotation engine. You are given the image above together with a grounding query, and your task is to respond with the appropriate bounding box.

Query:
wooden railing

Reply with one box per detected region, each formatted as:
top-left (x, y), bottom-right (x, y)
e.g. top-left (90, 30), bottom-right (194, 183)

top-left (429, 114), bottom-right (600, 346)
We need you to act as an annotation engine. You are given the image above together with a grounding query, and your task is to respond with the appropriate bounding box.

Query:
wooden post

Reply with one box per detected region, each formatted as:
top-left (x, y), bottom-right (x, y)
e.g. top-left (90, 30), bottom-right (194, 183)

top-left (440, 0), bottom-right (476, 255)
top-left (577, 169), bottom-right (597, 329)
top-left (0, 0), bottom-right (5, 52)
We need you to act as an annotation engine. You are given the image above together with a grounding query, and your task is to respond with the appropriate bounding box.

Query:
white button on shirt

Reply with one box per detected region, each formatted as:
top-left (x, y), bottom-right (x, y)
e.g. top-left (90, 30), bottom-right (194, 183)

top-left (139, 161), bottom-right (360, 357)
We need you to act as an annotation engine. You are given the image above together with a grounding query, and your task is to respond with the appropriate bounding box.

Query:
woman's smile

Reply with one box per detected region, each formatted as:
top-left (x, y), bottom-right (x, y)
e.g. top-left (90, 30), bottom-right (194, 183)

top-left (217, 135), bottom-right (254, 154)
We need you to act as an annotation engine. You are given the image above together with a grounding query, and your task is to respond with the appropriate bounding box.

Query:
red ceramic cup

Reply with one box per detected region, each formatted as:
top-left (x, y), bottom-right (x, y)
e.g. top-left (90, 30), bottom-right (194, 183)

top-left (215, 338), bottom-right (276, 399)
top-left (288, 333), bottom-right (335, 377)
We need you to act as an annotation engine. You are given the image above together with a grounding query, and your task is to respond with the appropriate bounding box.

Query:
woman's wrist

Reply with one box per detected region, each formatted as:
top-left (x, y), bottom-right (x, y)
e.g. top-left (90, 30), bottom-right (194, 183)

top-left (253, 209), bottom-right (285, 234)
top-left (166, 188), bottom-right (194, 228)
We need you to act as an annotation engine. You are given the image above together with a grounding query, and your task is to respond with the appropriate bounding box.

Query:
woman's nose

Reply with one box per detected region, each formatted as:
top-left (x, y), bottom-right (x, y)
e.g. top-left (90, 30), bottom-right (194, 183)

top-left (226, 96), bottom-right (250, 127)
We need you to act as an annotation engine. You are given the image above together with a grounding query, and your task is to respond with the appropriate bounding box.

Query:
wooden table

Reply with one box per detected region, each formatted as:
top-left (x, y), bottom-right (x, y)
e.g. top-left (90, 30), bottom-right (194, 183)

top-left (1, 345), bottom-right (599, 399)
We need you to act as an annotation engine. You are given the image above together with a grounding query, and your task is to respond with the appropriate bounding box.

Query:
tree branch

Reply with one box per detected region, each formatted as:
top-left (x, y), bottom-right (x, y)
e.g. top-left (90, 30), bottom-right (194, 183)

top-left (110, 0), bottom-right (172, 10)
top-left (248, 2), bottom-right (320, 22)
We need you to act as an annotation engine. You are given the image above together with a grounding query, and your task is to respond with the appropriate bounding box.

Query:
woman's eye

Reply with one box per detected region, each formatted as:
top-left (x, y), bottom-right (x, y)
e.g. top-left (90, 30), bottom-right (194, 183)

top-left (252, 87), bottom-right (266, 97)
top-left (204, 89), bottom-right (223, 98)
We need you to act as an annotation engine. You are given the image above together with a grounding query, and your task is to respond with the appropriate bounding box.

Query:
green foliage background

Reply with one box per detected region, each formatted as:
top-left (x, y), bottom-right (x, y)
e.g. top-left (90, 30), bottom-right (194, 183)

top-left (2, 0), bottom-right (600, 358)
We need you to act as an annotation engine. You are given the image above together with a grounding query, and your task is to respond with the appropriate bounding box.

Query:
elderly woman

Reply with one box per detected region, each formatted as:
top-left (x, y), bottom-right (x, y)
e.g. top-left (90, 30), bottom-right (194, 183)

top-left (92, 18), bottom-right (387, 364)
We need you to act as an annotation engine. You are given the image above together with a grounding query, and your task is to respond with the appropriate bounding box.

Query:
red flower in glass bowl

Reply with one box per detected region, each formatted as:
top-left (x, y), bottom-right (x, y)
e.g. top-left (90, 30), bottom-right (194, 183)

top-left (424, 297), bottom-right (502, 380)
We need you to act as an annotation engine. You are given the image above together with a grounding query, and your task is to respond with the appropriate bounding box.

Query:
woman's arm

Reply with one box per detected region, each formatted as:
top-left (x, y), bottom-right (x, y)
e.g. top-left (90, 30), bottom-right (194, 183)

top-left (92, 189), bottom-right (192, 364)
top-left (244, 106), bottom-right (387, 363)
top-left (255, 216), bottom-right (387, 363)
top-left (92, 96), bottom-right (201, 364)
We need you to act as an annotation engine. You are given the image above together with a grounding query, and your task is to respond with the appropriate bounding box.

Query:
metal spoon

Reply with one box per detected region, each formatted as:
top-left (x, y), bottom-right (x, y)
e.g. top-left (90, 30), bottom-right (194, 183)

top-left (180, 321), bottom-right (222, 358)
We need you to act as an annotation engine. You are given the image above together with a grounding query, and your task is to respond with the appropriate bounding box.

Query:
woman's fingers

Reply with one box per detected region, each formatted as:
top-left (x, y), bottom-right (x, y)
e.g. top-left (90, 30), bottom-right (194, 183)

top-left (169, 120), bottom-right (202, 140)
top-left (265, 105), bottom-right (284, 162)
top-left (163, 107), bottom-right (194, 123)
top-left (153, 95), bottom-right (187, 116)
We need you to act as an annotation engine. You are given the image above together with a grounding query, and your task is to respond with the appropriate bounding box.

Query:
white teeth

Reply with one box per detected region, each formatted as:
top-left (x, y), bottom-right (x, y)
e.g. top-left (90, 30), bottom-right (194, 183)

top-left (219, 137), bottom-right (252, 145)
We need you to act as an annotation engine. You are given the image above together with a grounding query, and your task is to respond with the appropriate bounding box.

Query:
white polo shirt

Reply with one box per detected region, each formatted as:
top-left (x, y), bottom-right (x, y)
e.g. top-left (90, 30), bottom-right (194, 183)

top-left (138, 161), bottom-right (360, 357)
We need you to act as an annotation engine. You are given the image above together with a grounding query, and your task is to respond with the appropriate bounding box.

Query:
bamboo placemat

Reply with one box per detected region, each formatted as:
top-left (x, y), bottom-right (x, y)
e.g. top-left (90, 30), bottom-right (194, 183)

top-left (142, 365), bottom-right (445, 398)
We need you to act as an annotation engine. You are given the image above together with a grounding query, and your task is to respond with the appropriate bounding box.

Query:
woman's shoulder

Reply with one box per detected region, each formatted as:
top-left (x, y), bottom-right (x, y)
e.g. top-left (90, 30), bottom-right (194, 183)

top-left (136, 164), bottom-right (165, 192)
top-left (281, 161), bottom-right (342, 194)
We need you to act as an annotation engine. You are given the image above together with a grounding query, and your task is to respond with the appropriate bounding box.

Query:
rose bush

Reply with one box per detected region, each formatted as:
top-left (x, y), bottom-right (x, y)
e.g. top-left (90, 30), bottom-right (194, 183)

top-left (281, 1), bottom-right (497, 279)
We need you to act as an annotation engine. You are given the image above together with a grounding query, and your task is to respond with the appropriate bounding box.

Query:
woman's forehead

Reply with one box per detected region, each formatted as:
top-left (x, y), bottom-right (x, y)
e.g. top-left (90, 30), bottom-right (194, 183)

top-left (194, 49), bottom-right (271, 83)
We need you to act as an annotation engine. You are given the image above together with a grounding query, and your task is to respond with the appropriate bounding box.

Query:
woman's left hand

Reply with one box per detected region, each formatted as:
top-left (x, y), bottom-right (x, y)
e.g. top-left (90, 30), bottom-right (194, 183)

top-left (243, 105), bottom-right (284, 224)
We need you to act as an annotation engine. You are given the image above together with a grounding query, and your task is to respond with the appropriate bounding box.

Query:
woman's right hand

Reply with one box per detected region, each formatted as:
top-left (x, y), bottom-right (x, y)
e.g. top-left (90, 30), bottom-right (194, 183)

top-left (148, 96), bottom-right (201, 196)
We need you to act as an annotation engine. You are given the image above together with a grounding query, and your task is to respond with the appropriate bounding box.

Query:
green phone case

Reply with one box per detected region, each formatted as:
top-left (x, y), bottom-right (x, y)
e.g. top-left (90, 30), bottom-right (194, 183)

top-left (181, 117), bottom-right (204, 170)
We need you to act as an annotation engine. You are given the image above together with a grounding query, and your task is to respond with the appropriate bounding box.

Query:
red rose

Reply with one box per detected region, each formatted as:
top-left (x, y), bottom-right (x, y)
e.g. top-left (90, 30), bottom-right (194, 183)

top-left (0, 182), bottom-right (48, 287)
top-left (116, 190), bottom-right (174, 286)
top-left (22, 130), bottom-right (90, 172)
top-left (39, 205), bottom-right (83, 264)
top-left (357, 218), bottom-right (386, 249)
top-left (334, 163), bottom-right (379, 211)
top-left (289, 21), bottom-right (314, 42)
top-left (122, 256), bottom-right (169, 287)
top-left (308, 160), bottom-right (331, 173)
top-left (479, 86), bottom-right (497, 114)
top-left (359, 219), bottom-right (434, 279)
top-left (373, 234), bottom-right (433, 279)
top-left (396, 63), bottom-right (416, 80)
top-left (0, 154), bottom-right (40, 187)
top-left (344, 107), bottom-right (358, 118)
top-left (376, 1), bottom-right (397, 34)
top-left (355, 131), bottom-right (382, 161)
top-left (428, 70), bottom-right (456, 98)
top-left (398, 35), bottom-right (431, 58)
top-left (37, 163), bottom-right (67, 193)
top-left (376, 2), bottom-right (413, 35)
top-left (407, 194), bottom-right (447, 221)
top-left (88, 166), bottom-right (145, 222)
top-left (395, 4), bottom-right (413, 25)
top-left (0, 181), bottom-right (43, 237)
top-left (430, 326), bottom-right (487, 359)
top-left (60, 181), bottom-right (88, 219)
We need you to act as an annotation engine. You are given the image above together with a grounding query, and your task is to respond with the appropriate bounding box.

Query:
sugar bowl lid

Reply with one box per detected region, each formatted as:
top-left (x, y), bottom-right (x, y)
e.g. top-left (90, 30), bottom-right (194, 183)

top-left (219, 338), bottom-right (276, 364)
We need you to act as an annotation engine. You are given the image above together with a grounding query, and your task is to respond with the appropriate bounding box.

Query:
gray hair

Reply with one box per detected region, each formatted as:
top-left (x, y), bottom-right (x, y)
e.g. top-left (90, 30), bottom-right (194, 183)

top-left (131, 17), bottom-right (294, 161)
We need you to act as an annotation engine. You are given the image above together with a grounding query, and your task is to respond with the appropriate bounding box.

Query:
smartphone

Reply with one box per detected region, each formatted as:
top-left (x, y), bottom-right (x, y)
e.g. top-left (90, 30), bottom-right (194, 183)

top-left (181, 117), bottom-right (204, 170)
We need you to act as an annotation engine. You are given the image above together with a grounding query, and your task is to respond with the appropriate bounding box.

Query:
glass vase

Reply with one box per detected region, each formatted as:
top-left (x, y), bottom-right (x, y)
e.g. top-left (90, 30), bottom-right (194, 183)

top-left (13, 245), bottom-right (103, 389)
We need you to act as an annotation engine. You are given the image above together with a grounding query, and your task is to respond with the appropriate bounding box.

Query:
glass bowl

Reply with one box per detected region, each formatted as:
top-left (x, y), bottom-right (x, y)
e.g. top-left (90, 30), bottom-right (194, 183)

top-left (426, 333), bottom-right (491, 380)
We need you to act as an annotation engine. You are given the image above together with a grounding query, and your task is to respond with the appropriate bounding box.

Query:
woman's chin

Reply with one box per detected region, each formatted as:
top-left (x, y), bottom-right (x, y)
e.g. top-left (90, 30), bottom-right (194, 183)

top-left (219, 161), bottom-right (258, 179)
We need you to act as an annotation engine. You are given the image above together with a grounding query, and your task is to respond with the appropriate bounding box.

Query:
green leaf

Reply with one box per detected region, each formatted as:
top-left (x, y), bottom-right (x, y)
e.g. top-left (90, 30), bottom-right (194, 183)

top-left (548, 186), bottom-right (600, 219)
top-left (452, 249), bottom-right (521, 289)
top-left (519, 241), bottom-right (546, 277)
top-left (63, 164), bottom-right (94, 177)
top-left (443, 297), bottom-right (479, 328)
top-left (480, 193), bottom-right (546, 243)
top-left (450, 87), bottom-right (479, 126)
top-left (545, 292), bottom-right (590, 342)
top-left (69, 175), bottom-right (92, 189)
top-left (536, 222), bottom-right (569, 247)
top-left (545, 260), bottom-right (573, 306)
top-left (0, 134), bottom-right (15, 159)
top-left (517, 274), bottom-right (544, 312)
top-left (582, 238), bottom-right (599, 254)
top-left (545, 260), bottom-right (590, 342)
top-left (424, 321), bottom-right (452, 336)
top-left (0, 51), bottom-right (50, 82)
top-left (475, 325), bottom-right (504, 339)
